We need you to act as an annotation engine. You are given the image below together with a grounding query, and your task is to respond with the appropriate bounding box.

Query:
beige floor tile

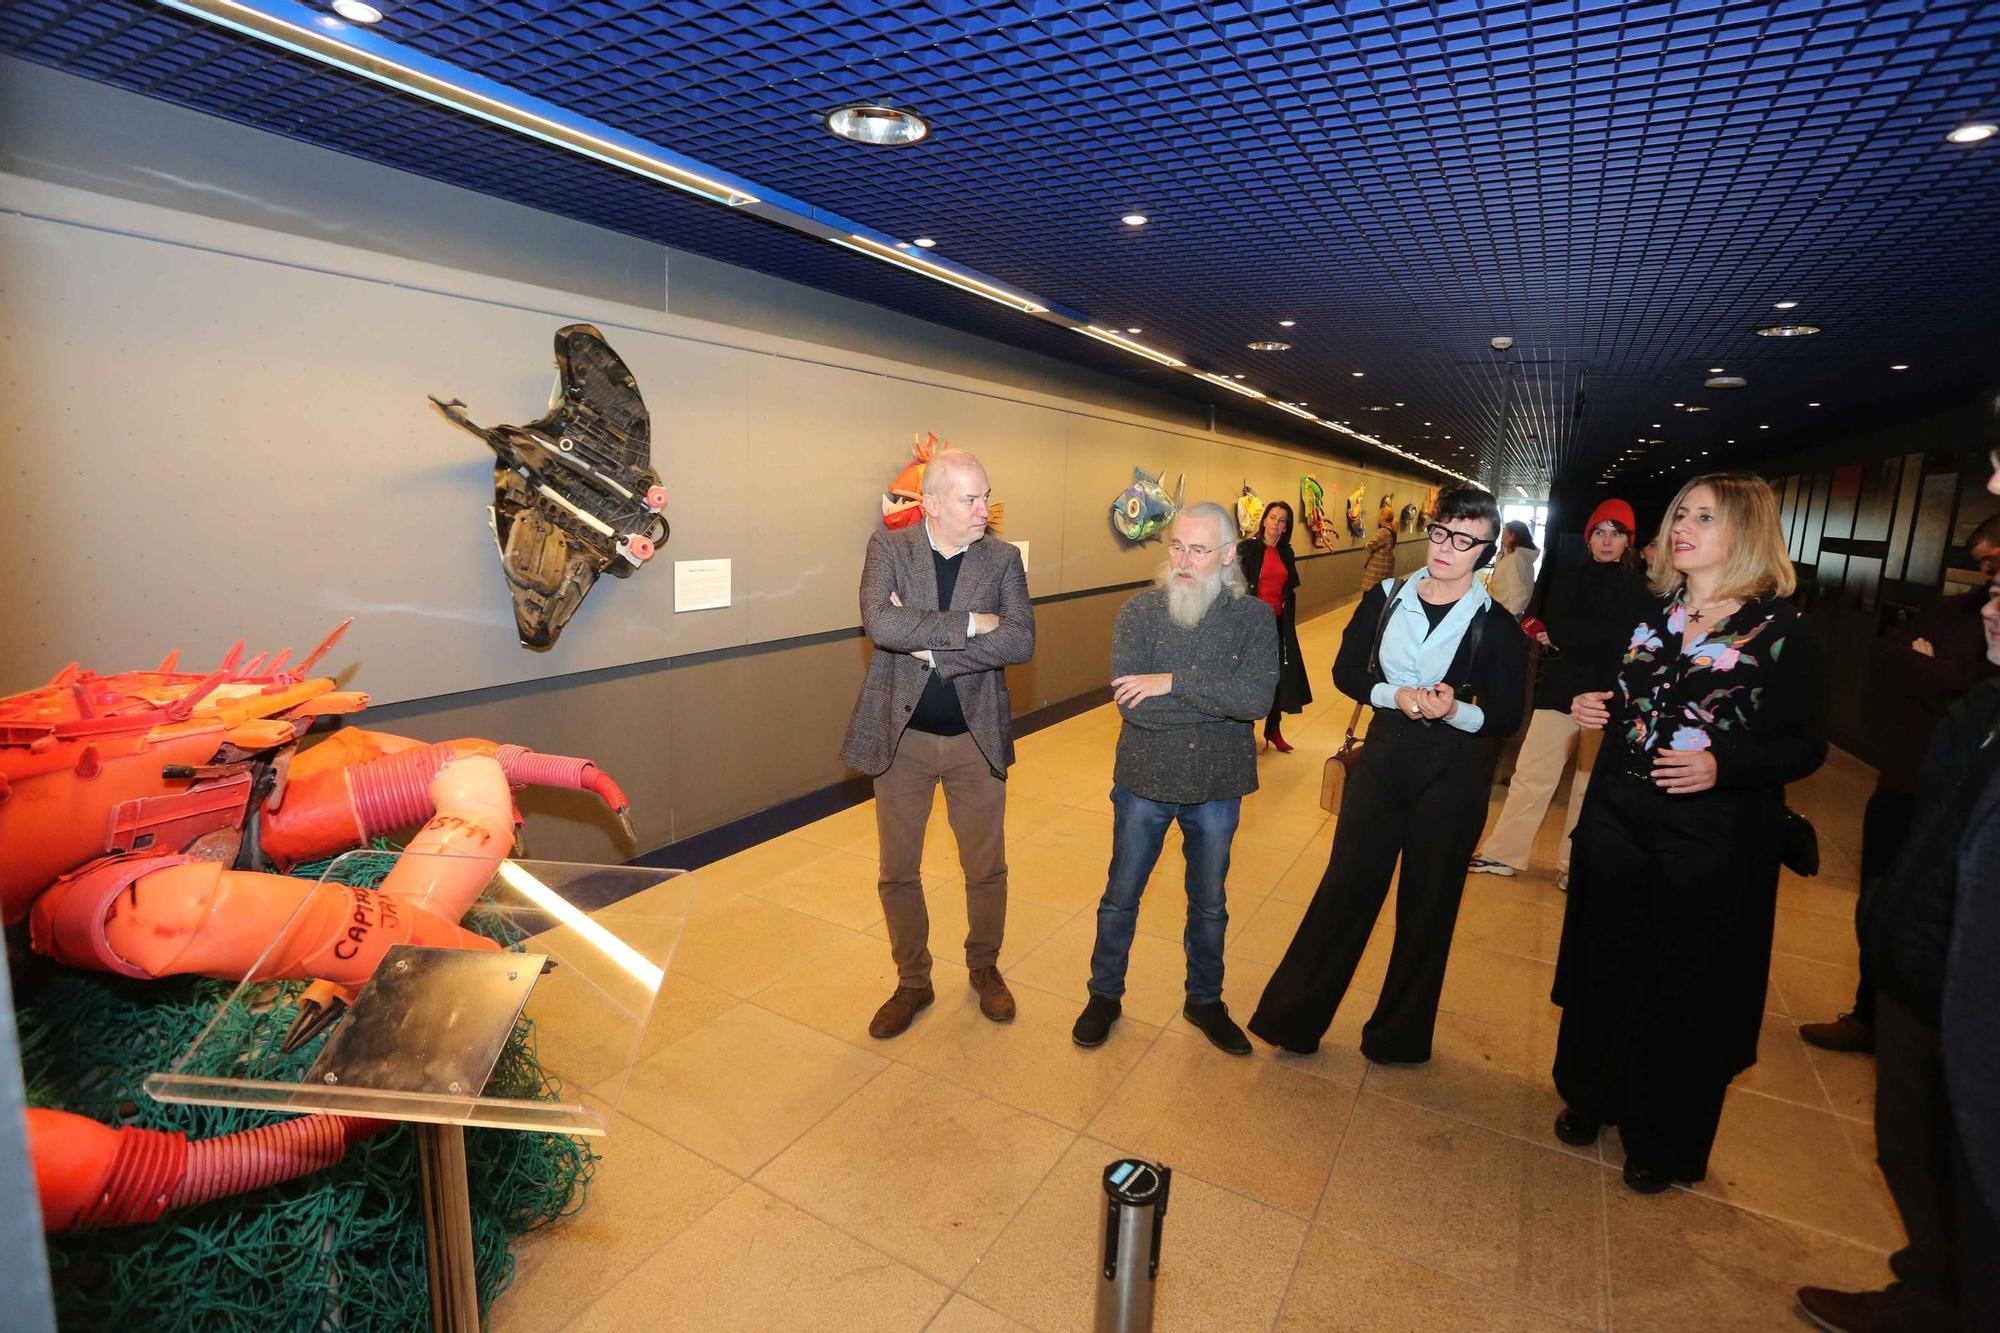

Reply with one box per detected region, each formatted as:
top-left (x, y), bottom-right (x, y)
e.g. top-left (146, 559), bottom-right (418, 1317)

top-left (1319, 1093), bottom-right (1608, 1327)
top-left (1453, 889), bottom-right (1567, 965)
top-left (1768, 950), bottom-right (1862, 1025)
top-left (1357, 1004), bottom-right (1584, 1155)
top-left (1004, 845), bottom-right (1111, 913)
top-left (1804, 1042), bottom-right (1878, 1122)
top-left (667, 889), bottom-right (857, 997)
top-left (742, 846), bottom-right (888, 931)
top-left (864, 880), bottom-right (1075, 971)
top-left (678, 837), bottom-right (822, 896)
top-left (1269, 844), bottom-right (1330, 905)
top-left (754, 1063), bottom-right (1073, 1285)
top-left (1008, 908), bottom-right (1195, 1026)
top-left (1277, 1229), bottom-right (1580, 1332)
top-left (793, 802), bottom-right (882, 854)
top-left (492, 1110), bottom-right (739, 1333)
top-left (1233, 797), bottom-right (1331, 855)
top-left (571, 1182), bottom-right (945, 1332)
top-left (1438, 943), bottom-right (1560, 1029)
top-left (1005, 792), bottom-right (1077, 841)
top-left (621, 1003), bottom-right (886, 1173)
top-left (524, 962), bottom-right (739, 1097)
top-left (1773, 905), bottom-right (1865, 968)
top-left (1778, 873), bottom-right (1863, 920)
top-left (964, 1135), bottom-right (1308, 1333)
top-left (1736, 1010), bottom-right (1834, 1110)
top-left (1225, 893), bottom-right (1311, 968)
top-left (752, 930), bottom-right (978, 1048)
top-left (1687, 1089), bottom-right (1904, 1250)
top-left (899, 979), bottom-right (1159, 1128)
top-left (1088, 1029), bottom-right (1357, 1216)
top-left (923, 1295), bottom-right (1032, 1332)
top-left (1605, 1171), bottom-right (1894, 1331)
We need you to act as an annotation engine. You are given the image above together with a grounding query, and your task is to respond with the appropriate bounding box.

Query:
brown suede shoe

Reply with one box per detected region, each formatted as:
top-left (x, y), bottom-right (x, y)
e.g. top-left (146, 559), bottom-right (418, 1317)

top-left (969, 966), bottom-right (1016, 1022)
top-left (868, 984), bottom-right (935, 1039)
top-left (1798, 1014), bottom-right (1876, 1054)
top-left (1796, 1285), bottom-right (1904, 1333)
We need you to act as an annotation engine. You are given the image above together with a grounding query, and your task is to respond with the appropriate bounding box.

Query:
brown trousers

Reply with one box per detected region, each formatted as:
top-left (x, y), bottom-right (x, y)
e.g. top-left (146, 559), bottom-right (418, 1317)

top-left (873, 729), bottom-right (1008, 984)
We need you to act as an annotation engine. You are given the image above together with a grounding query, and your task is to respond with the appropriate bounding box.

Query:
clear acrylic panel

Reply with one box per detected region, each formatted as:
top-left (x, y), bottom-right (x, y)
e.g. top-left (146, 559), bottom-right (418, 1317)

top-left (145, 851), bottom-right (690, 1136)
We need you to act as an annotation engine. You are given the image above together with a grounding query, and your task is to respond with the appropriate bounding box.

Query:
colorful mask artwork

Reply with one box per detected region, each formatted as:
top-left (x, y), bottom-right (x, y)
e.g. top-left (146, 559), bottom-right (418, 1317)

top-left (1299, 476), bottom-right (1337, 551)
top-left (1399, 501), bottom-right (1419, 532)
top-left (1420, 485), bottom-right (1441, 527)
top-left (881, 433), bottom-right (1005, 533)
top-left (1112, 466), bottom-right (1184, 542)
top-left (1345, 486), bottom-right (1368, 538)
top-left (1236, 481), bottom-right (1266, 538)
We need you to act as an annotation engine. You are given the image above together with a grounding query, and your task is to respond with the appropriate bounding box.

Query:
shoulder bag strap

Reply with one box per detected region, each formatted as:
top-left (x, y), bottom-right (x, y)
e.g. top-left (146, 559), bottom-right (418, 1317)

top-left (1344, 578), bottom-right (1408, 748)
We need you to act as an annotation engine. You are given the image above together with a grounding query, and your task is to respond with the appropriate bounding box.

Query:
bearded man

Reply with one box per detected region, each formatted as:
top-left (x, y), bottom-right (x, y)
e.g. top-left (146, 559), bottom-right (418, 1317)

top-left (1072, 502), bottom-right (1280, 1054)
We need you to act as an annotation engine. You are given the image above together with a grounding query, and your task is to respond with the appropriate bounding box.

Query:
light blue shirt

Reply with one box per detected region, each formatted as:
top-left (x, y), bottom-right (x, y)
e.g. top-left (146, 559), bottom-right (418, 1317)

top-left (1366, 572), bottom-right (1491, 734)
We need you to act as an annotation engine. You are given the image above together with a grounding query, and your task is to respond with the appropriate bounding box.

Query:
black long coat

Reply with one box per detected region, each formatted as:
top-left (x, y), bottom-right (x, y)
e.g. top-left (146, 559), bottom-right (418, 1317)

top-left (1237, 538), bottom-right (1312, 714)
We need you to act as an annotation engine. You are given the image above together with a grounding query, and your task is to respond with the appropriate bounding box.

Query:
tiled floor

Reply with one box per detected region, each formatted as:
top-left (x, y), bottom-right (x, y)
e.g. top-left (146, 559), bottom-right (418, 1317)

top-left (495, 599), bottom-right (1898, 1332)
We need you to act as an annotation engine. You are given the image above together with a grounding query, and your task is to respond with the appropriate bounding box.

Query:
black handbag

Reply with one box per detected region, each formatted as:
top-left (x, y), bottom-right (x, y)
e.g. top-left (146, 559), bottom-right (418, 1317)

top-left (1781, 806), bottom-right (1820, 877)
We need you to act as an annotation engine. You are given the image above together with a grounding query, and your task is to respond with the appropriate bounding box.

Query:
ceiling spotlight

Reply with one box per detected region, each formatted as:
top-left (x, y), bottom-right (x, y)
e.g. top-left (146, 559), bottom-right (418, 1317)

top-left (1673, 402), bottom-right (1684, 408)
top-left (1705, 375), bottom-right (1749, 389)
top-left (1368, 405), bottom-right (1391, 412)
top-left (1423, 421), bottom-right (1432, 426)
top-left (1246, 340), bottom-right (1290, 352)
top-left (825, 104), bottom-right (930, 146)
top-left (1709, 367), bottom-right (1726, 374)
top-left (1772, 300), bottom-right (1799, 310)
top-left (1759, 424), bottom-right (1770, 430)
top-left (1126, 326), bottom-right (1142, 334)
top-left (1652, 423), bottom-right (1662, 428)
top-left (330, 0), bottom-right (383, 20)
top-left (1891, 363), bottom-right (1910, 371)
top-left (1394, 401), bottom-right (1405, 407)
top-left (1947, 122), bottom-right (1998, 145)
top-left (1686, 405), bottom-right (1709, 413)
top-left (1278, 319), bottom-right (1296, 327)
top-left (912, 237), bottom-right (937, 248)
top-left (1755, 324), bottom-right (1821, 337)
top-left (1809, 401), bottom-right (1822, 407)
top-left (1121, 213), bottom-right (1149, 227)
top-left (1231, 373), bottom-right (1244, 379)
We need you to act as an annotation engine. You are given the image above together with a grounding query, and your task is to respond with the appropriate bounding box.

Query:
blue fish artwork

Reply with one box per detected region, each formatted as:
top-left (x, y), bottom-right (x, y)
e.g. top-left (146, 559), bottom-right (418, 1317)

top-left (1111, 466), bottom-right (1184, 542)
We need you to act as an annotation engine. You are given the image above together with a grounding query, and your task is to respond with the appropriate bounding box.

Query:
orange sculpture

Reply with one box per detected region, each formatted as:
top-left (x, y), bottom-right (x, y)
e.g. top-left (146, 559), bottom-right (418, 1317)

top-left (4, 619), bottom-right (636, 1230)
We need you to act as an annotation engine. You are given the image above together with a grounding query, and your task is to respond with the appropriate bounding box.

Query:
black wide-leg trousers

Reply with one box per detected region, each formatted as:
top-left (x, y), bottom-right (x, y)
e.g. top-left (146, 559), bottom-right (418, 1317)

top-left (1251, 715), bottom-right (1492, 1062)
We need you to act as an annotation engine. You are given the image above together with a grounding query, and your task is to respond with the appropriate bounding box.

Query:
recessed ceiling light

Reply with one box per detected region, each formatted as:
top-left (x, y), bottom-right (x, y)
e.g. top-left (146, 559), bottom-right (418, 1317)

top-left (1809, 401), bottom-right (1821, 407)
top-left (1126, 326), bottom-right (1141, 334)
top-left (1423, 421), bottom-right (1432, 426)
top-left (1755, 324), bottom-right (1821, 337)
top-left (825, 104), bottom-right (930, 147)
top-left (1947, 122), bottom-right (1998, 145)
top-left (1368, 405), bottom-right (1391, 412)
top-left (1394, 401), bottom-right (1406, 407)
top-left (1121, 213), bottom-right (1149, 227)
top-left (1709, 367), bottom-right (1726, 374)
top-left (1652, 422), bottom-right (1662, 428)
top-left (330, 0), bottom-right (382, 20)
top-left (1246, 340), bottom-right (1291, 352)
top-left (1705, 375), bottom-right (1748, 389)
top-left (1278, 319), bottom-right (1296, 327)
top-left (1351, 371), bottom-right (1365, 378)
top-left (912, 237), bottom-right (936, 248)
top-left (1686, 405), bottom-right (1710, 413)
top-left (1772, 300), bottom-right (1799, 310)
top-left (1231, 373), bottom-right (1244, 379)
top-left (1702, 450), bottom-right (1710, 455)
top-left (1760, 424), bottom-right (1770, 430)
top-left (1673, 402), bottom-right (1684, 408)
top-left (1891, 363), bottom-right (1910, 370)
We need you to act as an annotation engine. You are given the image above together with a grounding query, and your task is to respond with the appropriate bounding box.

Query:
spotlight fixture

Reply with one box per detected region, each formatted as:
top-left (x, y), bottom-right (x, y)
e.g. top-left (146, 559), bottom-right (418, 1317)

top-left (1394, 402), bottom-right (1405, 407)
top-left (1673, 402), bottom-right (1684, 408)
top-left (1246, 340), bottom-right (1291, 352)
top-left (1271, 401), bottom-right (1318, 421)
top-left (829, 234), bottom-right (1046, 312)
top-left (1760, 424), bottom-right (1770, 430)
top-left (1709, 367), bottom-right (1726, 374)
top-left (1193, 372), bottom-right (1266, 400)
top-left (1773, 300), bottom-right (1799, 310)
top-left (1705, 375), bottom-right (1749, 389)
top-left (1121, 213), bottom-right (1149, 227)
top-left (1125, 327), bottom-right (1142, 334)
top-left (1755, 324), bottom-right (1821, 337)
top-left (825, 104), bottom-right (930, 147)
top-left (913, 237), bottom-right (936, 248)
top-left (1891, 364), bottom-right (1910, 371)
top-left (1685, 405), bottom-right (1709, 413)
top-left (1947, 122), bottom-right (1998, 145)
top-left (1809, 401), bottom-right (1822, 407)
top-left (1351, 371), bottom-right (1365, 378)
top-left (1278, 319), bottom-right (1296, 327)
top-left (1076, 326), bottom-right (1186, 369)
top-left (329, 0), bottom-right (381, 21)
top-left (1367, 405), bottom-right (1391, 412)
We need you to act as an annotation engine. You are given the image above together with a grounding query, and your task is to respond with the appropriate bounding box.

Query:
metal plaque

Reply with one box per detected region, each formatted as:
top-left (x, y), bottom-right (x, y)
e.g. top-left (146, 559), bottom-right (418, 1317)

top-left (305, 945), bottom-right (545, 1098)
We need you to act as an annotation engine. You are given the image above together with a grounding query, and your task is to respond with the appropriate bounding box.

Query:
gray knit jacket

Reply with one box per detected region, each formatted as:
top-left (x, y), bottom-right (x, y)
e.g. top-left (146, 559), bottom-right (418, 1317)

top-left (1110, 585), bottom-right (1281, 805)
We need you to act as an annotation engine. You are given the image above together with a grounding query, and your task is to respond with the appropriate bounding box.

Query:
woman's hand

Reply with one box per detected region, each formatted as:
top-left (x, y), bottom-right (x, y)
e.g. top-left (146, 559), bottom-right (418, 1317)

top-left (1534, 629), bottom-right (1553, 649)
top-left (1393, 686), bottom-right (1428, 720)
top-left (1652, 748), bottom-right (1718, 794)
top-left (1571, 690), bottom-right (1613, 730)
top-left (1418, 683), bottom-right (1458, 721)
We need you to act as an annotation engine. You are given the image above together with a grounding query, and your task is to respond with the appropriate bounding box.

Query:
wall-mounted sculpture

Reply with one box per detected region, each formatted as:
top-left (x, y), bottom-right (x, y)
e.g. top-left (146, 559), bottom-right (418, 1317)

top-left (1112, 467), bottom-right (1183, 543)
top-left (1345, 485), bottom-right (1368, 539)
top-left (881, 433), bottom-right (1004, 532)
top-left (431, 324), bottom-right (669, 650)
top-left (1235, 480), bottom-right (1266, 538)
top-left (1420, 485), bottom-right (1441, 527)
top-left (1399, 501), bottom-right (1419, 532)
top-left (1299, 476), bottom-right (1337, 551)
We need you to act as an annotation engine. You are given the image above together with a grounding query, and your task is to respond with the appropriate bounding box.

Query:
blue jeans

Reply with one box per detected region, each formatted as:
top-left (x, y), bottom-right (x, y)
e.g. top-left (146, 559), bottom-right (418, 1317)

top-left (1089, 784), bottom-right (1240, 1006)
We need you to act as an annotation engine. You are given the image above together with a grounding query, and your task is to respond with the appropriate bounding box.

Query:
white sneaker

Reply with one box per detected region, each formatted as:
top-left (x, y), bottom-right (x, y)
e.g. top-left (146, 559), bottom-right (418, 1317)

top-left (1468, 855), bottom-right (1516, 877)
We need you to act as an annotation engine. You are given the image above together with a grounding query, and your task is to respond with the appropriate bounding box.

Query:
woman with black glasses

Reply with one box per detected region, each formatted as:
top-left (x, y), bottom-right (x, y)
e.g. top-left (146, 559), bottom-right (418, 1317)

top-left (1250, 485), bottom-right (1527, 1062)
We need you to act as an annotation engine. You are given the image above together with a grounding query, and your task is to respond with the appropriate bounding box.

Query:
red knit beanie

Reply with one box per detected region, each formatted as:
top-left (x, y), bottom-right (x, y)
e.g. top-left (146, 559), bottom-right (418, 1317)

top-left (1586, 498), bottom-right (1637, 536)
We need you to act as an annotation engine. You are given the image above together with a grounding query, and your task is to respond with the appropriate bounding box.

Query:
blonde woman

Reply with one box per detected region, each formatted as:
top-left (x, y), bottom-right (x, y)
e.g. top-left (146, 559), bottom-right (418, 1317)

top-left (1551, 474), bottom-right (1828, 1194)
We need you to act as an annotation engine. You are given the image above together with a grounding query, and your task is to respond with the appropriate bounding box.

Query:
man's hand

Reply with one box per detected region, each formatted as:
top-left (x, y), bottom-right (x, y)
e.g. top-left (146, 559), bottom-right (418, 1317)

top-left (970, 612), bottom-right (1000, 636)
top-left (889, 591), bottom-right (903, 607)
top-left (1911, 636), bottom-right (1936, 658)
top-left (1418, 683), bottom-right (1458, 721)
top-left (1652, 747), bottom-right (1718, 794)
top-left (1571, 690), bottom-right (1613, 730)
top-left (1112, 673), bottom-right (1173, 708)
top-left (913, 650), bottom-right (933, 666)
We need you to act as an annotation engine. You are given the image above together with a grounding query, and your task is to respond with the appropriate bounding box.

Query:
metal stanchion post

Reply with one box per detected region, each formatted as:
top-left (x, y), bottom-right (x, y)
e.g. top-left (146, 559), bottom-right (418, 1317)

top-left (1094, 1158), bottom-right (1170, 1332)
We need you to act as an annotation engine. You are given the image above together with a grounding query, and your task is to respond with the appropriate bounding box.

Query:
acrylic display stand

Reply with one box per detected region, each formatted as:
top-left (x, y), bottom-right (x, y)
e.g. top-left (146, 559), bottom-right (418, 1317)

top-left (146, 851), bottom-right (691, 1331)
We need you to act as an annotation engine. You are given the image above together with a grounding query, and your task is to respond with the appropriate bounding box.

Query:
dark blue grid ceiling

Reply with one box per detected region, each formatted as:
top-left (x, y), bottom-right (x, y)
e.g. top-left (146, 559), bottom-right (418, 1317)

top-left (6, 0), bottom-right (1999, 495)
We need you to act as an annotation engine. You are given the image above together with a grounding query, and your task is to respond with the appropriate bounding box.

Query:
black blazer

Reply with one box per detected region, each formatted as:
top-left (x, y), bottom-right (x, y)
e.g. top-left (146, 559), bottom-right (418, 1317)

top-left (1236, 539), bottom-right (1299, 611)
top-left (1334, 580), bottom-right (1528, 739)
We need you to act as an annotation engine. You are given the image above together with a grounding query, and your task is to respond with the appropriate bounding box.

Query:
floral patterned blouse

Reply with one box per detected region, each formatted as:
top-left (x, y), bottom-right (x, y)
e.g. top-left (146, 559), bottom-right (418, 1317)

top-left (1605, 591), bottom-right (1830, 791)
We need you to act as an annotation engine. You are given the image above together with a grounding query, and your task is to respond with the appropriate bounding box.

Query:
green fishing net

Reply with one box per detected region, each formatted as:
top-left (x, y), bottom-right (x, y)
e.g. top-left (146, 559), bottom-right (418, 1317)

top-left (17, 849), bottom-right (597, 1331)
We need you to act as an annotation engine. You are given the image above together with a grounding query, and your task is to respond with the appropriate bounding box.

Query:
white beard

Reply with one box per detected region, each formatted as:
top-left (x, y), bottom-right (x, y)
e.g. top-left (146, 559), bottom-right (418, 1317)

top-left (1164, 567), bottom-right (1224, 628)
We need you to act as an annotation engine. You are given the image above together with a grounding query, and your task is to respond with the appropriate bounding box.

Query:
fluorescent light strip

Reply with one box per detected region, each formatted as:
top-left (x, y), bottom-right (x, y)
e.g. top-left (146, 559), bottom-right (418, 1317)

top-left (1075, 325), bottom-right (1186, 368)
top-left (1270, 401), bottom-right (1318, 421)
top-left (159, 0), bottom-right (756, 208)
top-left (495, 861), bottom-right (664, 993)
top-left (830, 235), bottom-right (1048, 313)
top-left (1192, 372), bottom-right (1267, 400)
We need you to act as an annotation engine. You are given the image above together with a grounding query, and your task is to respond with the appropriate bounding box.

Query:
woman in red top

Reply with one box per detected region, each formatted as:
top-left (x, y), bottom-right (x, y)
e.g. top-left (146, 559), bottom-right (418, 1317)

top-left (1236, 501), bottom-right (1312, 751)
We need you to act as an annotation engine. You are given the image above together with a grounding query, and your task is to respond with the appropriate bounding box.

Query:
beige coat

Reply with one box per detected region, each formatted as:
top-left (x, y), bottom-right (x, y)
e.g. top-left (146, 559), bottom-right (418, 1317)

top-left (840, 524), bottom-right (1035, 777)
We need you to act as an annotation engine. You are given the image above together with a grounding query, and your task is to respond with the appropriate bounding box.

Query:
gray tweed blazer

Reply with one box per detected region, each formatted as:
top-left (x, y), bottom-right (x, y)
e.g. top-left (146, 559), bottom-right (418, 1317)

top-left (840, 524), bottom-right (1035, 778)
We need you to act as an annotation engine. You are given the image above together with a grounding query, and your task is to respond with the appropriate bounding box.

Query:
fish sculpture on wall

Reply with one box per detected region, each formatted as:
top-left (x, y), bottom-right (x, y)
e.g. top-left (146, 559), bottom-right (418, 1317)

top-left (1112, 466), bottom-right (1184, 543)
top-left (1299, 475), bottom-right (1337, 551)
top-left (880, 433), bottom-right (1005, 532)
top-left (1236, 481), bottom-right (1266, 538)
top-left (1399, 501), bottom-right (1419, 532)
top-left (1345, 485), bottom-right (1368, 539)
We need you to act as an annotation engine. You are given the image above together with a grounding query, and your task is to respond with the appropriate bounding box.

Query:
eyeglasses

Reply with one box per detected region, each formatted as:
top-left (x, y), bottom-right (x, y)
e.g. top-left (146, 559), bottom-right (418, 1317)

top-left (1168, 541), bottom-right (1217, 559)
top-left (1426, 524), bottom-right (1490, 553)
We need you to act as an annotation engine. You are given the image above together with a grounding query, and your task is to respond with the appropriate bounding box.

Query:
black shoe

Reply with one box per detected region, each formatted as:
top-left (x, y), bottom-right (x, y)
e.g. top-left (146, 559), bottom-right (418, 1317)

top-left (1246, 1014), bottom-right (1318, 1055)
top-left (1553, 1107), bottom-right (1601, 1147)
top-left (1621, 1158), bottom-right (1676, 1195)
top-left (1183, 1000), bottom-right (1252, 1055)
top-left (1072, 993), bottom-right (1121, 1048)
top-left (1796, 1285), bottom-right (1904, 1333)
top-left (1798, 1013), bottom-right (1875, 1054)
top-left (1361, 1046), bottom-right (1430, 1067)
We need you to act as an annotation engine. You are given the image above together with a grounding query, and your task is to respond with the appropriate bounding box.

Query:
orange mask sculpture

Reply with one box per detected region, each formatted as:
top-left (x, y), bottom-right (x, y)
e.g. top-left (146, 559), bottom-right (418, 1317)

top-left (880, 433), bottom-right (1004, 532)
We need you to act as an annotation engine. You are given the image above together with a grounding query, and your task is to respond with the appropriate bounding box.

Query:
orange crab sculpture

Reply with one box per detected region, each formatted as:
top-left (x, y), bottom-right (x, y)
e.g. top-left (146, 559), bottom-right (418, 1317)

top-left (880, 433), bottom-right (1004, 531)
top-left (5, 619), bottom-right (637, 1231)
